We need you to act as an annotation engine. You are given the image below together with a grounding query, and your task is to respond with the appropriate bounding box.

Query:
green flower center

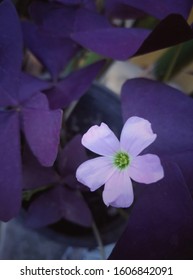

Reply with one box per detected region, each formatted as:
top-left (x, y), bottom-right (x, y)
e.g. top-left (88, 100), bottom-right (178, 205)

top-left (114, 152), bottom-right (130, 170)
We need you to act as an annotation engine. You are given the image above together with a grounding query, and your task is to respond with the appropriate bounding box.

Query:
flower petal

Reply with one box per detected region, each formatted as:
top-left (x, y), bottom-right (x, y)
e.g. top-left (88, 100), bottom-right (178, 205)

top-left (82, 123), bottom-right (120, 156)
top-left (103, 170), bottom-right (134, 208)
top-left (120, 116), bottom-right (156, 156)
top-left (129, 154), bottom-right (164, 184)
top-left (76, 157), bottom-right (115, 191)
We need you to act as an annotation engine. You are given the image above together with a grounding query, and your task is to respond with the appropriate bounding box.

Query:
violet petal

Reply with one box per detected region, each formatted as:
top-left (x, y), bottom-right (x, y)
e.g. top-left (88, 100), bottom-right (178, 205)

top-left (103, 170), bottom-right (134, 208)
top-left (128, 154), bottom-right (164, 184)
top-left (120, 116), bottom-right (156, 157)
top-left (81, 122), bottom-right (120, 156)
top-left (76, 157), bottom-right (115, 191)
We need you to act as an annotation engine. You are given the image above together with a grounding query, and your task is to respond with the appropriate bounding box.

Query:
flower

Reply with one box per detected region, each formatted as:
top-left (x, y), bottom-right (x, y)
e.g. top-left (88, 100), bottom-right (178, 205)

top-left (109, 78), bottom-right (193, 260)
top-left (76, 116), bottom-right (164, 208)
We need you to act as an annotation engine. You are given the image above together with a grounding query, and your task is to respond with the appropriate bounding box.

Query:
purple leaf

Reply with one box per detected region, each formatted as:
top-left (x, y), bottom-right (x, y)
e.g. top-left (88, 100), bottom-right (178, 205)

top-left (115, 0), bottom-right (193, 20)
top-left (23, 144), bottom-right (59, 190)
top-left (22, 21), bottom-right (79, 80)
top-left (57, 135), bottom-right (88, 191)
top-left (72, 9), bottom-right (193, 60)
top-left (114, 78), bottom-right (193, 259)
top-left (105, 0), bottom-right (146, 19)
top-left (169, 151), bottom-right (193, 199)
top-left (135, 14), bottom-right (193, 56)
top-left (50, 0), bottom-right (96, 10)
top-left (0, 85), bottom-right (18, 107)
top-left (25, 185), bottom-right (92, 228)
top-left (0, 111), bottom-right (22, 221)
top-left (46, 60), bottom-right (105, 109)
top-left (109, 161), bottom-right (193, 259)
top-left (57, 135), bottom-right (87, 176)
top-left (0, 0), bottom-right (22, 96)
top-left (121, 78), bottom-right (193, 156)
top-left (18, 73), bottom-right (51, 104)
top-left (29, 1), bottom-right (77, 37)
top-left (21, 93), bottom-right (62, 166)
top-left (71, 9), bottom-right (149, 59)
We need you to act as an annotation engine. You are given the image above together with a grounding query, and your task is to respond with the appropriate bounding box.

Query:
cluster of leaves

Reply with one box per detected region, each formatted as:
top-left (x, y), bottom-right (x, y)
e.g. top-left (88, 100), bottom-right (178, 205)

top-left (1, 0), bottom-right (193, 259)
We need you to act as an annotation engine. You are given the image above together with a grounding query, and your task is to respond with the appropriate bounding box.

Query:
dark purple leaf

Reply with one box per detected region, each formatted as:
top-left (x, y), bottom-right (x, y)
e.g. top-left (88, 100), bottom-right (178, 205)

top-left (0, 0), bottom-right (22, 96)
top-left (73, 8), bottom-right (112, 32)
top-left (169, 151), bottom-right (193, 199)
top-left (71, 9), bottom-right (149, 59)
top-left (22, 21), bottom-right (79, 80)
top-left (116, 0), bottom-right (193, 19)
top-left (18, 73), bottom-right (51, 104)
top-left (0, 111), bottom-right (22, 221)
top-left (21, 93), bottom-right (62, 166)
top-left (0, 85), bottom-right (17, 107)
top-left (46, 60), bottom-right (105, 109)
top-left (29, 1), bottom-right (77, 37)
top-left (121, 78), bottom-right (193, 156)
top-left (109, 78), bottom-right (193, 259)
top-left (23, 144), bottom-right (59, 190)
top-left (58, 135), bottom-right (87, 176)
top-left (57, 135), bottom-right (88, 191)
top-left (25, 185), bottom-right (92, 228)
top-left (50, 0), bottom-right (96, 10)
top-left (135, 14), bottom-right (193, 56)
top-left (109, 161), bottom-right (193, 259)
top-left (105, 0), bottom-right (146, 19)
top-left (72, 9), bottom-right (193, 60)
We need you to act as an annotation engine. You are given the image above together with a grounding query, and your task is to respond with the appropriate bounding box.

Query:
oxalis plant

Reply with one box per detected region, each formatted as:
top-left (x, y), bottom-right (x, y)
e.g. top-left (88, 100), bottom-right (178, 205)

top-left (1, 0), bottom-right (193, 260)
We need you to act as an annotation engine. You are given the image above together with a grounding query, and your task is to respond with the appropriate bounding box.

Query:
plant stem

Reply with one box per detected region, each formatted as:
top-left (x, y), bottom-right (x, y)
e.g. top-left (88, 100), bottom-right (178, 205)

top-left (162, 43), bottom-right (182, 82)
top-left (91, 220), bottom-right (106, 259)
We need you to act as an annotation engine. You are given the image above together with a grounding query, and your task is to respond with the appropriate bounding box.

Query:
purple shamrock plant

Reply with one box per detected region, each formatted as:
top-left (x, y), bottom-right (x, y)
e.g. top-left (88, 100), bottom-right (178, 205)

top-left (76, 117), bottom-right (164, 207)
top-left (1, 0), bottom-right (193, 260)
top-left (23, 135), bottom-right (92, 229)
top-left (0, 0), bottom-right (62, 221)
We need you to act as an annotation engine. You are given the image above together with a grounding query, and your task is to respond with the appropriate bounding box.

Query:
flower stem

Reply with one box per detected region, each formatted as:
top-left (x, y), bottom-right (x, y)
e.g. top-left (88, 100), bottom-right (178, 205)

top-left (162, 43), bottom-right (182, 82)
top-left (91, 220), bottom-right (105, 259)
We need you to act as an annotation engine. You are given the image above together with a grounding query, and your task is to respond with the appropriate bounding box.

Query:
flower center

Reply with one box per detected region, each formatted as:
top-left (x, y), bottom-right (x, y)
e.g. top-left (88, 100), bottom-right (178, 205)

top-left (114, 152), bottom-right (130, 170)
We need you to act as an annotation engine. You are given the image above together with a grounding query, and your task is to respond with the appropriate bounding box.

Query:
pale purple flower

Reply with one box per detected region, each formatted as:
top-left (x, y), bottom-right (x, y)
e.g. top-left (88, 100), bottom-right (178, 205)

top-left (76, 116), bottom-right (164, 208)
